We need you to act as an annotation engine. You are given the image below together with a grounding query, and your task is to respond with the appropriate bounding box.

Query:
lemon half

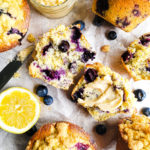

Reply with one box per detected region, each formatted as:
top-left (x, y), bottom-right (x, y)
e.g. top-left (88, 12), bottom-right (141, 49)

top-left (0, 87), bottom-right (40, 134)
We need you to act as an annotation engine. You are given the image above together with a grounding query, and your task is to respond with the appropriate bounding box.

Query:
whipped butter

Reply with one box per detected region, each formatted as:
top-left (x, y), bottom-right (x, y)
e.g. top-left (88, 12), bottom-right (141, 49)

top-left (30, 0), bottom-right (77, 18)
top-left (78, 75), bottom-right (123, 113)
top-left (34, 0), bottom-right (67, 6)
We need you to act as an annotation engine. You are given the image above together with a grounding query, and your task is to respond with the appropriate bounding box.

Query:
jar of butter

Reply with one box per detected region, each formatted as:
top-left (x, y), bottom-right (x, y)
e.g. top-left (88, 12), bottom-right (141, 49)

top-left (30, 0), bottom-right (77, 18)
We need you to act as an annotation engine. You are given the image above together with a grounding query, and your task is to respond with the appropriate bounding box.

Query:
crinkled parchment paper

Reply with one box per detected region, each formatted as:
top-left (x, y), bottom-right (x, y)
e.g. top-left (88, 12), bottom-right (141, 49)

top-left (0, 0), bottom-right (150, 149)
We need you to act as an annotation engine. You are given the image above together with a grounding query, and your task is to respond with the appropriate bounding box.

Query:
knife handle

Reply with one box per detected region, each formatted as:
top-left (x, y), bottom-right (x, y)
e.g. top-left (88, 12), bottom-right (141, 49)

top-left (0, 60), bottom-right (22, 90)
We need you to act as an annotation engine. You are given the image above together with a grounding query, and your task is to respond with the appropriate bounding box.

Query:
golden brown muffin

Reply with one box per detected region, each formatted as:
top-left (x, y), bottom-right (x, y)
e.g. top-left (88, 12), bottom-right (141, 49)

top-left (117, 115), bottom-right (150, 150)
top-left (121, 33), bottom-right (150, 81)
top-left (0, 0), bottom-right (30, 52)
top-left (71, 63), bottom-right (137, 121)
top-left (92, 0), bottom-right (150, 32)
top-left (29, 24), bottom-right (95, 90)
top-left (26, 122), bottom-right (97, 150)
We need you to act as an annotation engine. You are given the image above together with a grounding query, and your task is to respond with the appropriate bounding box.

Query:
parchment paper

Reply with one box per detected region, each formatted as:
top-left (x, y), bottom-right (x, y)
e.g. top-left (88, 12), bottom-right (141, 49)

top-left (0, 0), bottom-right (150, 149)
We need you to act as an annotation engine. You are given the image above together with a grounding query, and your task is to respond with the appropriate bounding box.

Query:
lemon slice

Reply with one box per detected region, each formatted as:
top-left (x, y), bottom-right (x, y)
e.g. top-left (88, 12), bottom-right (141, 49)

top-left (0, 87), bottom-right (40, 134)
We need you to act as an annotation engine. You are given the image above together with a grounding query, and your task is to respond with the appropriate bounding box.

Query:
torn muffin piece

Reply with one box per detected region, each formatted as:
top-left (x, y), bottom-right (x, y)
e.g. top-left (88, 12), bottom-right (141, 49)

top-left (121, 33), bottom-right (150, 81)
top-left (117, 115), bottom-right (150, 150)
top-left (29, 25), bottom-right (95, 90)
top-left (72, 63), bottom-right (137, 121)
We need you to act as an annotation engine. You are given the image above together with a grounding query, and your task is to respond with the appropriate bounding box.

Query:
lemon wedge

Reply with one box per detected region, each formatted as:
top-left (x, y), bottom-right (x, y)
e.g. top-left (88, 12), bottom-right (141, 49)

top-left (0, 87), bottom-right (40, 134)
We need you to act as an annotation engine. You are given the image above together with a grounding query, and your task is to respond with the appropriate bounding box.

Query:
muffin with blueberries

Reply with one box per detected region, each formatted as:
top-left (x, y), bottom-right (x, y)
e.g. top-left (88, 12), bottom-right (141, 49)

top-left (117, 115), bottom-right (150, 150)
top-left (26, 122), bottom-right (96, 150)
top-left (72, 63), bottom-right (137, 121)
top-left (92, 0), bottom-right (150, 32)
top-left (0, 0), bottom-right (30, 52)
top-left (121, 33), bottom-right (150, 81)
top-left (29, 24), bottom-right (95, 90)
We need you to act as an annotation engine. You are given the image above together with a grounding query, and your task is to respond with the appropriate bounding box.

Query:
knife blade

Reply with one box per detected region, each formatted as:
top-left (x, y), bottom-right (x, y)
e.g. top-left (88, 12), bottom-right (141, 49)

top-left (0, 45), bottom-right (34, 90)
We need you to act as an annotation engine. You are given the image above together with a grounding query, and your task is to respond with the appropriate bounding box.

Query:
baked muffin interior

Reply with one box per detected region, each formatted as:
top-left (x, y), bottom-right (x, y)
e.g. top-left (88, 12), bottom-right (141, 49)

top-left (121, 33), bottom-right (150, 80)
top-left (72, 63), bottom-right (137, 121)
top-left (29, 25), bottom-right (95, 90)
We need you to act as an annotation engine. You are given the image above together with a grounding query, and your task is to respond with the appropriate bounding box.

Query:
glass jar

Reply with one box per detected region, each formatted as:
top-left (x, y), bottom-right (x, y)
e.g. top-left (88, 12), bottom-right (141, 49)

top-left (30, 0), bottom-right (78, 19)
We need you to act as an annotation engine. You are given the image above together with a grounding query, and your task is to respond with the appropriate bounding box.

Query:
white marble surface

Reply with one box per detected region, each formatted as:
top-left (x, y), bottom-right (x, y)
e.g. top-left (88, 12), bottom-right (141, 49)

top-left (0, 0), bottom-right (150, 150)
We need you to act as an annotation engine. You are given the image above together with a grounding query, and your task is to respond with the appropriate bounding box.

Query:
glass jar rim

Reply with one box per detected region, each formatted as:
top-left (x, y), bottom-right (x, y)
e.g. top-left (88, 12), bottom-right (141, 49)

top-left (30, 0), bottom-right (73, 8)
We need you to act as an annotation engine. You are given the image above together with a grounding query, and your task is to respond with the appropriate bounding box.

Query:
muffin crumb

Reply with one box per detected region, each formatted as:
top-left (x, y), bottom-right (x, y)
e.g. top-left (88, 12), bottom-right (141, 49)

top-left (27, 34), bottom-right (36, 43)
top-left (13, 72), bottom-right (21, 78)
top-left (101, 45), bottom-right (110, 53)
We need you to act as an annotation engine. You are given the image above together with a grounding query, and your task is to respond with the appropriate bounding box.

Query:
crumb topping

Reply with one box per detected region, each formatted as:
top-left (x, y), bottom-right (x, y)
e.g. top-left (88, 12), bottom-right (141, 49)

top-left (119, 115), bottom-right (150, 150)
top-left (32, 122), bottom-right (92, 150)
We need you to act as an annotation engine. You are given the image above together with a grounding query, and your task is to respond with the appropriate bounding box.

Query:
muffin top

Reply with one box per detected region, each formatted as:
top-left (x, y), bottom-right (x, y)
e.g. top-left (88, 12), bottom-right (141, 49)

top-left (0, 0), bottom-right (30, 52)
top-left (26, 122), bottom-right (96, 150)
top-left (119, 115), bottom-right (150, 150)
top-left (33, 0), bottom-right (67, 6)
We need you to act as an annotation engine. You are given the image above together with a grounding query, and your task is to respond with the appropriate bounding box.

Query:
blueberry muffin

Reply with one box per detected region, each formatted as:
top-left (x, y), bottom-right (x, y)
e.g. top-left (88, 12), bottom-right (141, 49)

top-left (117, 115), bottom-right (150, 150)
top-left (92, 0), bottom-right (150, 32)
top-left (29, 25), bottom-right (95, 90)
top-left (72, 63), bottom-right (137, 121)
top-left (0, 0), bottom-right (30, 52)
top-left (26, 122), bottom-right (97, 150)
top-left (121, 33), bottom-right (150, 81)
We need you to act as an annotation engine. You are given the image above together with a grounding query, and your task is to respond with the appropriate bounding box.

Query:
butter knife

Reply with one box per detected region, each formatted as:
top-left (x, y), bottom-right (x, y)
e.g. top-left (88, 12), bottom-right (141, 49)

top-left (0, 45), bottom-right (34, 90)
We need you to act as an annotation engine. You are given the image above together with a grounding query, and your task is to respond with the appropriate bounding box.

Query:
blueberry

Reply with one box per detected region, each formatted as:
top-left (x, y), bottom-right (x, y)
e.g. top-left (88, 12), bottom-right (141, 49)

top-left (93, 15), bottom-right (104, 27)
top-left (84, 68), bottom-right (98, 83)
top-left (72, 27), bottom-right (81, 41)
top-left (42, 42), bottom-right (52, 55)
top-left (142, 107), bottom-right (150, 116)
top-left (133, 89), bottom-right (146, 102)
top-left (26, 125), bottom-right (37, 136)
top-left (43, 95), bottom-right (53, 105)
top-left (95, 124), bottom-right (107, 135)
top-left (58, 40), bottom-right (70, 52)
top-left (81, 50), bottom-right (95, 63)
top-left (72, 88), bottom-right (84, 102)
top-left (36, 85), bottom-right (48, 97)
top-left (107, 31), bottom-right (117, 40)
top-left (121, 51), bottom-right (134, 63)
top-left (73, 20), bottom-right (85, 31)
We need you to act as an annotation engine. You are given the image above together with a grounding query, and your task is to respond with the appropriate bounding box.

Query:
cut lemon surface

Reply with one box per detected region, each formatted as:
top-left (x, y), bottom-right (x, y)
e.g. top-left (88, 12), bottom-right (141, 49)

top-left (0, 87), bottom-right (40, 134)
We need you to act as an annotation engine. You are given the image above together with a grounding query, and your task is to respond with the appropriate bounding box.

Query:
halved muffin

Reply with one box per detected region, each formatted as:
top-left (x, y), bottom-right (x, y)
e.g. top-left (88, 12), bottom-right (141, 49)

top-left (29, 25), bottom-right (95, 90)
top-left (72, 63), bottom-right (137, 121)
top-left (121, 33), bottom-right (150, 81)
top-left (26, 122), bottom-right (96, 150)
top-left (117, 115), bottom-right (150, 150)
top-left (0, 0), bottom-right (30, 52)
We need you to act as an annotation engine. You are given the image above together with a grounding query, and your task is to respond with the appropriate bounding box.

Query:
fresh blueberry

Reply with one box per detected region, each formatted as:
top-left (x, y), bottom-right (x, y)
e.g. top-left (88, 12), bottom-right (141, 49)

top-left (95, 124), bottom-right (107, 135)
top-left (36, 85), bottom-right (48, 97)
top-left (73, 20), bottom-right (85, 31)
top-left (107, 31), bottom-right (117, 40)
top-left (93, 15), bottom-right (104, 26)
top-left (142, 107), bottom-right (150, 116)
top-left (133, 89), bottom-right (146, 102)
top-left (58, 40), bottom-right (70, 52)
top-left (43, 95), bottom-right (53, 105)
top-left (26, 125), bottom-right (37, 136)
top-left (84, 68), bottom-right (98, 83)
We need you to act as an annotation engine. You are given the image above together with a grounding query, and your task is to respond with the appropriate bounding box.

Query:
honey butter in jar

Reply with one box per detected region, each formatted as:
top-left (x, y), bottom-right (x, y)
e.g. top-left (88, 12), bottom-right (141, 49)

top-left (30, 0), bottom-right (77, 18)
